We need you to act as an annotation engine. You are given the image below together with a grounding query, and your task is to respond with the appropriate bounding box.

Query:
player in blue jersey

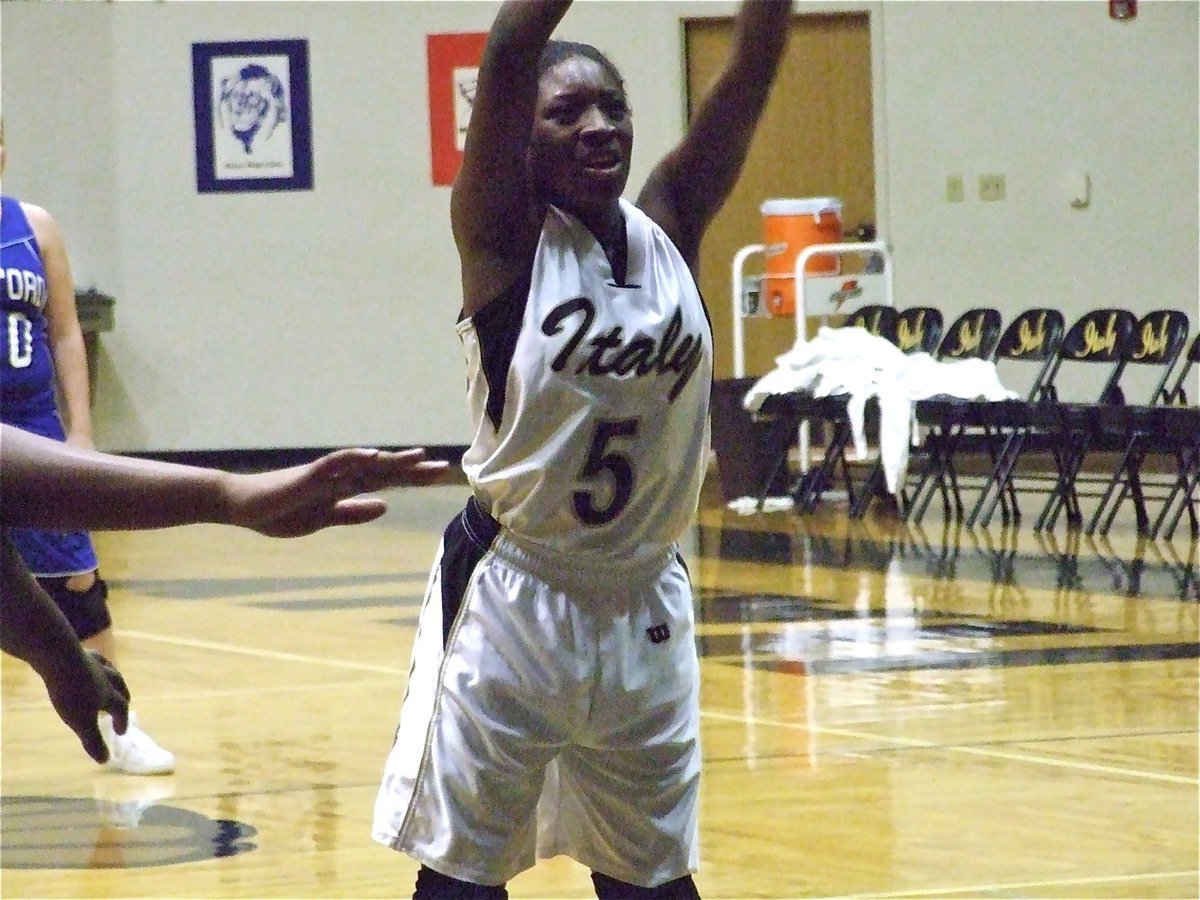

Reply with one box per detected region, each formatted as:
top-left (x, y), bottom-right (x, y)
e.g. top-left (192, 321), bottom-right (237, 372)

top-left (0, 128), bottom-right (175, 775)
top-left (373, 2), bottom-right (792, 896)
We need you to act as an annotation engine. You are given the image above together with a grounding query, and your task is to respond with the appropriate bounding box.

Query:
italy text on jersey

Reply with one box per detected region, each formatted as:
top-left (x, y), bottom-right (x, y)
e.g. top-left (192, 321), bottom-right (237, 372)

top-left (541, 299), bottom-right (704, 403)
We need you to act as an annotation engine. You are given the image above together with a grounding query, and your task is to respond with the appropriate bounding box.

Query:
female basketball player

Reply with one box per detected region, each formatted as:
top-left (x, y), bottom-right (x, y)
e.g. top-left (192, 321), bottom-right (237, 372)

top-left (1, 126), bottom-right (177, 774)
top-left (373, 1), bottom-right (792, 896)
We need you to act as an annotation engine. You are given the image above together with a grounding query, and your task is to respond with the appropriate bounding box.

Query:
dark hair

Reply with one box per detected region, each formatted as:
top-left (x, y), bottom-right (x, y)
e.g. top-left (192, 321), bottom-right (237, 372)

top-left (537, 40), bottom-right (626, 96)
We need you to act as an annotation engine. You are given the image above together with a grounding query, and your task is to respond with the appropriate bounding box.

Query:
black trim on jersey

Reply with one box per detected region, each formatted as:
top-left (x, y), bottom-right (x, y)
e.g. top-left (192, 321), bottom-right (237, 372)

top-left (693, 280), bottom-right (713, 336)
top-left (438, 496), bottom-right (501, 647)
top-left (701, 296), bottom-right (715, 399)
top-left (675, 551), bottom-right (691, 583)
top-left (693, 284), bottom-right (715, 401)
top-left (471, 272), bottom-right (533, 431)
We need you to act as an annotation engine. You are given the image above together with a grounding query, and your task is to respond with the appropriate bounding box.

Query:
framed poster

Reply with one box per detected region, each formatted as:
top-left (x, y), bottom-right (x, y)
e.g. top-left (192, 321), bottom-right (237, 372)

top-left (426, 32), bottom-right (488, 186)
top-left (192, 39), bottom-right (314, 193)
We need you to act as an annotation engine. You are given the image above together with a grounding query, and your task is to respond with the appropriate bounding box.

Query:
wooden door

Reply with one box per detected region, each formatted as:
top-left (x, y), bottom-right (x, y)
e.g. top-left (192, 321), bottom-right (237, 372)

top-left (686, 13), bottom-right (876, 378)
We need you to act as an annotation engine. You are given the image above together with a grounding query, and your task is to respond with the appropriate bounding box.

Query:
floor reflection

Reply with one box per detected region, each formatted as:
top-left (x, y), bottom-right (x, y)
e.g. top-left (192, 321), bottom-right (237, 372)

top-left (0, 794), bottom-right (257, 869)
top-left (693, 511), bottom-right (1199, 675)
top-left (696, 515), bottom-right (1200, 601)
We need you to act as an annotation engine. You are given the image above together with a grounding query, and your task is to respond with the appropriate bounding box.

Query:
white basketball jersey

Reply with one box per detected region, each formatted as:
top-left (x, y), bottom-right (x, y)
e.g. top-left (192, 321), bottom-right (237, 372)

top-left (458, 199), bottom-right (713, 570)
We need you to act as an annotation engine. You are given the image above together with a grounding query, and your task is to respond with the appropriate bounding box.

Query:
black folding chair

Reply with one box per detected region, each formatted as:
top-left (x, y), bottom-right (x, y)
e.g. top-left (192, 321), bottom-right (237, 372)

top-left (907, 308), bottom-right (1064, 526)
top-left (751, 304), bottom-right (900, 511)
top-left (1147, 404), bottom-right (1200, 539)
top-left (965, 308), bottom-right (1137, 529)
top-left (788, 305), bottom-right (942, 512)
top-left (1036, 311), bottom-right (1192, 535)
top-left (848, 307), bottom-right (993, 519)
top-left (1082, 332), bottom-right (1199, 537)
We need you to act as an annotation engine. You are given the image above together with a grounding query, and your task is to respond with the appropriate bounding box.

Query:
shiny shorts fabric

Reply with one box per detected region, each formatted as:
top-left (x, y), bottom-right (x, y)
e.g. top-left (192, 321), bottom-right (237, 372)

top-left (373, 498), bottom-right (701, 887)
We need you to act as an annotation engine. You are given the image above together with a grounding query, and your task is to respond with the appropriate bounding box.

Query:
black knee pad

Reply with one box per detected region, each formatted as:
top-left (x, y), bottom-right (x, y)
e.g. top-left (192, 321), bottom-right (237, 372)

top-left (591, 872), bottom-right (701, 900)
top-left (413, 865), bottom-right (508, 900)
top-left (37, 575), bottom-right (111, 641)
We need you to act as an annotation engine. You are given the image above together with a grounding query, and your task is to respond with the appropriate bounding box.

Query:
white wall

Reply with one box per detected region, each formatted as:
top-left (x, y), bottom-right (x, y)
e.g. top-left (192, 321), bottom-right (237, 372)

top-left (2, 0), bottom-right (1196, 451)
top-left (880, 0), bottom-right (1199, 402)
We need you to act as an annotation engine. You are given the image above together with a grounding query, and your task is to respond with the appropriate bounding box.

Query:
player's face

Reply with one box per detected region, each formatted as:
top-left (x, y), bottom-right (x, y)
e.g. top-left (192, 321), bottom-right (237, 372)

top-left (529, 57), bottom-right (633, 215)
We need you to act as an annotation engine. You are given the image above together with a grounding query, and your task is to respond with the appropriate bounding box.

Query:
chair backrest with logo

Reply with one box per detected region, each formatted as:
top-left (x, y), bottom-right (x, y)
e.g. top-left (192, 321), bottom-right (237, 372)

top-left (1120, 309), bottom-right (1191, 405)
top-left (845, 304), bottom-right (899, 344)
top-left (989, 308), bottom-right (1067, 402)
top-left (935, 308), bottom-right (1003, 362)
top-left (1039, 308), bottom-right (1137, 404)
top-left (894, 306), bottom-right (944, 355)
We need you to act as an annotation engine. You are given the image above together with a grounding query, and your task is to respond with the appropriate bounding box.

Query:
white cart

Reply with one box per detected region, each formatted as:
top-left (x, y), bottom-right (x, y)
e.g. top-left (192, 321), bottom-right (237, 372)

top-left (728, 239), bottom-right (895, 479)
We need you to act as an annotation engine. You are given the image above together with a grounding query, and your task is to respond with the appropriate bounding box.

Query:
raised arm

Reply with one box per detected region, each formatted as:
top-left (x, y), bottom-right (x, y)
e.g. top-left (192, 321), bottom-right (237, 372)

top-left (450, 0), bottom-right (572, 318)
top-left (0, 425), bottom-right (448, 537)
top-left (637, 0), bottom-right (792, 268)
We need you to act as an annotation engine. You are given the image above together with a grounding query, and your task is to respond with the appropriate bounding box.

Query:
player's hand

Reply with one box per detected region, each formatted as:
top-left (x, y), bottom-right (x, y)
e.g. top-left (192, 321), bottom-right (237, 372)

top-left (225, 448), bottom-right (450, 538)
top-left (45, 649), bottom-right (131, 764)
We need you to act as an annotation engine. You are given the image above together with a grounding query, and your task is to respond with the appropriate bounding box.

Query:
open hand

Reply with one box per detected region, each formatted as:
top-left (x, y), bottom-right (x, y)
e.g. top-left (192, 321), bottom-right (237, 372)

top-left (226, 448), bottom-right (450, 538)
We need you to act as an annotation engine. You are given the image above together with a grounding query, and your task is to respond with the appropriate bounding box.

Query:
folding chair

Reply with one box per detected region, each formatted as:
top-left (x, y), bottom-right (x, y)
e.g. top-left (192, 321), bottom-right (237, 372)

top-left (1083, 332), bottom-right (1199, 537)
top-left (848, 306), bottom-right (994, 518)
top-left (788, 305), bottom-right (943, 512)
top-left (1147, 404), bottom-right (1200, 539)
top-left (906, 307), bottom-right (1064, 526)
top-left (751, 304), bottom-right (901, 511)
top-left (1035, 311), bottom-right (1192, 534)
top-left (966, 308), bottom-right (1137, 528)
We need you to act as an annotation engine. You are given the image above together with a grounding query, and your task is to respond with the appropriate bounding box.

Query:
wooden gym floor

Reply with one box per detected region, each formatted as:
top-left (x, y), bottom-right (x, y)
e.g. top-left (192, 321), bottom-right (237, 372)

top-left (1, 471), bottom-right (1197, 899)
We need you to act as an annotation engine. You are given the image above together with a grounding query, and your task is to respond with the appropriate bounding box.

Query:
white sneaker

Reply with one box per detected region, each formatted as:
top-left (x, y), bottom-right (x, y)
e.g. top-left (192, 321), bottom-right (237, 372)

top-left (99, 712), bottom-right (176, 775)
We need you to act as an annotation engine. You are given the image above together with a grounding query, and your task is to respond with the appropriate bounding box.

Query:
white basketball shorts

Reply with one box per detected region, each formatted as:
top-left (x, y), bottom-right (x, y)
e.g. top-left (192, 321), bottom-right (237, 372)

top-left (372, 497), bottom-right (700, 888)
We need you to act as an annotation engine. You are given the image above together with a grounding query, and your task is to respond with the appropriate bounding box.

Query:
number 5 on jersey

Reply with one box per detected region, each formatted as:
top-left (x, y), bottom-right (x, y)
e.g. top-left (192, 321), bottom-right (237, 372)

top-left (573, 418), bottom-right (640, 526)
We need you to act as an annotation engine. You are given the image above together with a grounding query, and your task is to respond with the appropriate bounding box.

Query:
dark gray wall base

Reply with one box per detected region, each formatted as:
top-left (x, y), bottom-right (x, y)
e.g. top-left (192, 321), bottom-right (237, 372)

top-left (125, 445), bottom-right (467, 474)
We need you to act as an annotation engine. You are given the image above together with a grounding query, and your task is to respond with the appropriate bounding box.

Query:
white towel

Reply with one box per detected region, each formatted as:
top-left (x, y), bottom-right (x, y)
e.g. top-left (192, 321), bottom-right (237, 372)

top-left (742, 326), bottom-right (1019, 494)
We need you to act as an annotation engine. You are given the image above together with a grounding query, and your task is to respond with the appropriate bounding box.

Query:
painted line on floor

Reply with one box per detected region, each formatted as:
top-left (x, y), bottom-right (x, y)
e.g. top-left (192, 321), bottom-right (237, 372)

top-left (702, 709), bottom-right (1198, 785)
top-left (0, 678), bottom-right (403, 711)
top-left (115, 631), bottom-right (1197, 786)
top-left (118, 630), bottom-right (409, 675)
top-left (824, 868), bottom-right (1199, 899)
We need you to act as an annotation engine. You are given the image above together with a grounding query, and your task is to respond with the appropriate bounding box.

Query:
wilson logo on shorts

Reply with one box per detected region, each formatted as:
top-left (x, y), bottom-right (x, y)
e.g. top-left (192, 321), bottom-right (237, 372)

top-left (645, 623), bottom-right (671, 644)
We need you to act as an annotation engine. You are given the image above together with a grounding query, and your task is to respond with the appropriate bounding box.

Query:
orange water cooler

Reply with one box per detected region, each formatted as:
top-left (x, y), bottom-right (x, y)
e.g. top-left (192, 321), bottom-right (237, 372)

top-left (760, 197), bottom-right (844, 317)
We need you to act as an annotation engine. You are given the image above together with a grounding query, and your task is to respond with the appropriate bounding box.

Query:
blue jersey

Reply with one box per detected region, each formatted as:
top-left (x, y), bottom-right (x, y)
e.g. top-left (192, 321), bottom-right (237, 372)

top-left (1, 195), bottom-right (97, 578)
top-left (2, 196), bottom-right (57, 416)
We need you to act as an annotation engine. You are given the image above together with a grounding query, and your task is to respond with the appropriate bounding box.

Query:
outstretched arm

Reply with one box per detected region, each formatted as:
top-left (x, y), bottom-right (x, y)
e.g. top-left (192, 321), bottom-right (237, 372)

top-left (0, 425), bottom-right (449, 537)
top-left (451, 0), bottom-right (573, 317)
top-left (638, 0), bottom-right (792, 267)
top-left (1, 535), bottom-right (131, 763)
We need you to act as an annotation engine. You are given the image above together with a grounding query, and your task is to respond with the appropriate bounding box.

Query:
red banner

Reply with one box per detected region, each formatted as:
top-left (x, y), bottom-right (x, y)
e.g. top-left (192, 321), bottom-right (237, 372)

top-left (427, 32), bottom-right (489, 186)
